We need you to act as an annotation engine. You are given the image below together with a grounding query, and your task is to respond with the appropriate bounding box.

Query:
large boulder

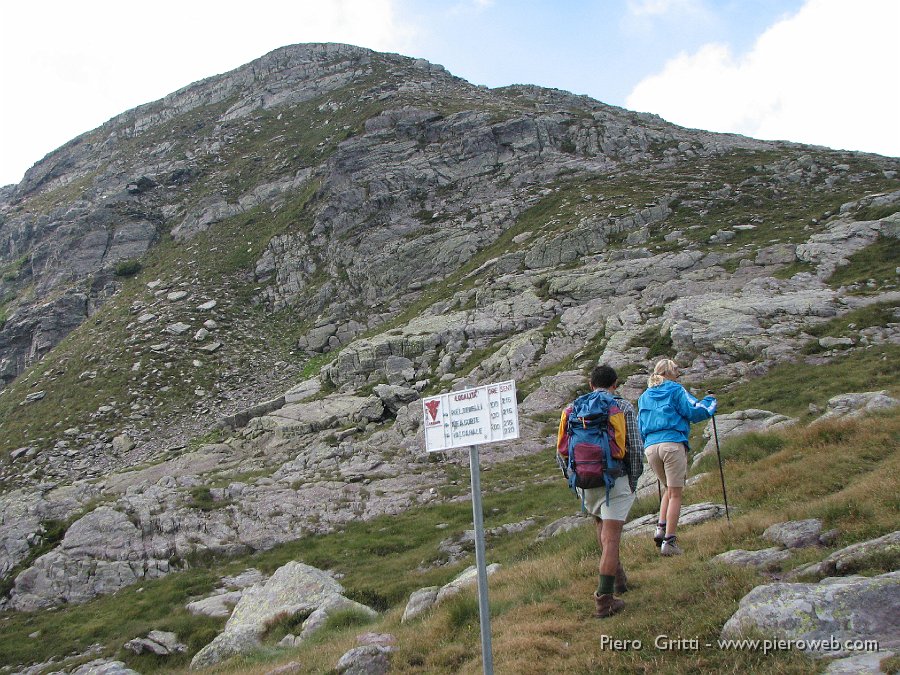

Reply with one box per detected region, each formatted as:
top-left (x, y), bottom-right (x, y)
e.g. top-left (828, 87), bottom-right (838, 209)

top-left (190, 561), bottom-right (346, 669)
top-left (762, 519), bottom-right (824, 549)
top-left (813, 391), bottom-right (899, 423)
top-left (721, 572), bottom-right (900, 657)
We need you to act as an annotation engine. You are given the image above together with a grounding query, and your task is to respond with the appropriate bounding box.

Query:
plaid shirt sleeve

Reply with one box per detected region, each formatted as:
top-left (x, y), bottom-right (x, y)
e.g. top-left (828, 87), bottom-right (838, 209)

top-left (615, 396), bottom-right (644, 492)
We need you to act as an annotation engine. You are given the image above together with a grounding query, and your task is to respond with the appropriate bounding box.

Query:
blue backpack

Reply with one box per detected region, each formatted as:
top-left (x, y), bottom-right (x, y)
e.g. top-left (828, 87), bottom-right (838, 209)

top-left (556, 390), bottom-right (627, 506)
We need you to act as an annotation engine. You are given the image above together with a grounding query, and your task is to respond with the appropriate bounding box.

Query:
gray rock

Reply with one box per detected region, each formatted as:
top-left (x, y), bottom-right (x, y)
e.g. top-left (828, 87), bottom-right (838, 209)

top-left (111, 435), bottom-right (136, 455)
top-left (787, 531), bottom-right (900, 580)
top-left (197, 341), bottom-right (223, 353)
top-left (11, 446), bottom-right (31, 461)
top-left (9, 506), bottom-right (170, 610)
top-left (756, 244), bottom-right (797, 266)
top-left (246, 395), bottom-right (384, 436)
top-left (197, 300), bottom-right (217, 311)
top-left (70, 659), bottom-right (141, 675)
top-left (298, 594), bottom-right (378, 640)
top-left (284, 378), bottom-right (323, 403)
top-left (823, 650), bottom-right (896, 674)
top-left (186, 590), bottom-right (244, 618)
top-left (434, 563), bottom-right (501, 604)
top-left (167, 291), bottom-right (188, 301)
top-left (221, 568), bottom-right (267, 589)
top-left (721, 572), bottom-right (900, 657)
top-left (165, 322), bottom-right (191, 335)
top-left (535, 515), bottom-right (590, 542)
top-left (818, 336), bottom-right (854, 349)
top-left (277, 633), bottom-right (300, 648)
top-left (372, 384), bottom-right (419, 414)
top-left (814, 391), bottom-right (900, 423)
top-left (520, 370), bottom-right (584, 415)
top-left (763, 519), bottom-right (823, 549)
top-left (402, 563), bottom-right (501, 623)
top-left (217, 396), bottom-right (286, 431)
top-left (124, 630), bottom-right (186, 655)
top-left (401, 586), bottom-right (440, 623)
top-left (384, 355), bottom-right (416, 385)
top-left (335, 644), bottom-right (393, 675)
top-left (190, 561), bottom-right (345, 669)
top-left (712, 547), bottom-right (792, 571)
top-left (624, 502), bottom-right (728, 538)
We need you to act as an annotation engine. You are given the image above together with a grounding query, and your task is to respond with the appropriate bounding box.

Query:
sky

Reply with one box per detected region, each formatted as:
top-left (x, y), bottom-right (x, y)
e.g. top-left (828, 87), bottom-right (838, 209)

top-left (1, 0), bottom-right (898, 187)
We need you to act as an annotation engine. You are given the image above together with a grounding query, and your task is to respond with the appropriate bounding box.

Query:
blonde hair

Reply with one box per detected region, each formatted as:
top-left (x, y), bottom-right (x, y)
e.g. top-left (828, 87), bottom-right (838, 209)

top-left (647, 358), bottom-right (679, 388)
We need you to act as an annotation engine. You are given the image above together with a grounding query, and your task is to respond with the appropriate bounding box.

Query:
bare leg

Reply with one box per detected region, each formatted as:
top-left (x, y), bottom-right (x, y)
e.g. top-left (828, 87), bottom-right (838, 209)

top-left (599, 519), bottom-right (624, 576)
top-left (665, 487), bottom-right (683, 536)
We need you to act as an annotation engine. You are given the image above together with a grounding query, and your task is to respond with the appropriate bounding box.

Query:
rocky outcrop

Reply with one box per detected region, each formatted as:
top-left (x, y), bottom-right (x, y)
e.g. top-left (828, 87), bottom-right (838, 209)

top-left (721, 572), bottom-right (900, 657)
top-left (787, 531), bottom-right (900, 580)
top-left (762, 519), bottom-right (826, 549)
top-left (124, 630), bottom-right (187, 656)
top-left (190, 561), bottom-right (373, 669)
top-left (813, 391), bottom-right (900, 423)
top-left (9, 506), bottom-right (173, 611)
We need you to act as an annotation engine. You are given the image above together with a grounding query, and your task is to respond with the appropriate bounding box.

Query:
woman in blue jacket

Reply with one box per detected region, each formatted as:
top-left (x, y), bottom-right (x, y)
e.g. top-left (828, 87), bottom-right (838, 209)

top-left (638, 359), bottom-right (716, 556)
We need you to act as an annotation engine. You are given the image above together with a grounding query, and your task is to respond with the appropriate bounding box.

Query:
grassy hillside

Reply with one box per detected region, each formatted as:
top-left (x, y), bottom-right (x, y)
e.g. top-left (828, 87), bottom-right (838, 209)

top-left (1, 348), bottom-right (897, 674)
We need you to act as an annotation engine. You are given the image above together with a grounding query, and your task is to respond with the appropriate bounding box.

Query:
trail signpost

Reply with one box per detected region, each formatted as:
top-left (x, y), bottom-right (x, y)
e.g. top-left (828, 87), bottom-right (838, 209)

top-left (422, 380), bottom-right (520, 675)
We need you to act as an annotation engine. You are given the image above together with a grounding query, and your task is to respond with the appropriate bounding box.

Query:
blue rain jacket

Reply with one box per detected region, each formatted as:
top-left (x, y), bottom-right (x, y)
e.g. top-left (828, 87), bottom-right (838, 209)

top-left (638, 380), bottom-right (717, 449)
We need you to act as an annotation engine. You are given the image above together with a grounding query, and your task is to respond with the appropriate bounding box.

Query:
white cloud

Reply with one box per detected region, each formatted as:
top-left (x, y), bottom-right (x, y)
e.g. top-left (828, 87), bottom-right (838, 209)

top-left (0, 0), bottom-right (419, 186)
top-left (625, 0), bottom-right (900, 157)
top-left (626, 0), bottom-right (705, 18)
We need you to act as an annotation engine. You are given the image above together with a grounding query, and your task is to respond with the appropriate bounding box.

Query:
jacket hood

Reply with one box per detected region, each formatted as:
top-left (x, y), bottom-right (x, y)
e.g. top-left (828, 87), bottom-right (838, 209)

top-left (642, 379), bottom-right (680, 400)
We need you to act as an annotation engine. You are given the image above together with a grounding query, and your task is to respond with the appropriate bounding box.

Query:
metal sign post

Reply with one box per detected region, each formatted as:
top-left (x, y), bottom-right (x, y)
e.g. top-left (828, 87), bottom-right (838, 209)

top-left (422, 380), bottom-right (518, 675)
top-left (468, 444), bottom-right (494, 675)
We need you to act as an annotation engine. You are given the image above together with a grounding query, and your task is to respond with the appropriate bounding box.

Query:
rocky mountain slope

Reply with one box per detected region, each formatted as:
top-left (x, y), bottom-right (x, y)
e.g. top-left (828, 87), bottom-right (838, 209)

top-left (0, 41), bottom-right (898, 656)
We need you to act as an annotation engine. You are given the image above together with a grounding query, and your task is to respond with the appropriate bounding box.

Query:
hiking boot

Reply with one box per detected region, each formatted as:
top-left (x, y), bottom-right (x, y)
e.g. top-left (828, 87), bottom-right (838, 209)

top-left (593, 592), bottom-right (625, 618)
top-left (653, 524), bottom-right (666, 548)
top-left (660, 537), bottom-right (683, 556)
top-left (615, 562), bottom-right (629, 594)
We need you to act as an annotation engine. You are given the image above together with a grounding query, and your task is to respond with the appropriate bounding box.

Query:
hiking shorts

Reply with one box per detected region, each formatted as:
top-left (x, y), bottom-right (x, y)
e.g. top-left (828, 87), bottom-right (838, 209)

top-left (645, 442), bottom-right (688, 488)
top-left (579, 475), bottom-right (635, 522)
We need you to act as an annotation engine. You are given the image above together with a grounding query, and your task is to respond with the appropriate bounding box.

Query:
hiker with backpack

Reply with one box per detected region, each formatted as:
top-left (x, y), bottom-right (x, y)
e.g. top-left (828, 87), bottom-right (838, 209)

top-left (638, 358), bottom-right (717, 556)
top-left (557, 365), bottom-right (643, 618)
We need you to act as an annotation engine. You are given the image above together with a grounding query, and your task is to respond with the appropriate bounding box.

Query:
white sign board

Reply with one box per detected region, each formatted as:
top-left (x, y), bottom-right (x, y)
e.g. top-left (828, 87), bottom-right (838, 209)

top-left (423, 380), bottom-right (519, 452)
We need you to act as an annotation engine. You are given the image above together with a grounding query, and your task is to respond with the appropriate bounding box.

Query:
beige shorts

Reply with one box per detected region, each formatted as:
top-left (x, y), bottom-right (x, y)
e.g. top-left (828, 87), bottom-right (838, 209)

top-left (645, 442), bottom-right (688, 488)
top-left (579, 476), bottom-right (636, 522)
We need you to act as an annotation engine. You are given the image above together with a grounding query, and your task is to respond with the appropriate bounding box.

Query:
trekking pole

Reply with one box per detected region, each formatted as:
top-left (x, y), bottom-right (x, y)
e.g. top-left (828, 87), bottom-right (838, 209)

top-left (709, 409), bottom-right (731, 523)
